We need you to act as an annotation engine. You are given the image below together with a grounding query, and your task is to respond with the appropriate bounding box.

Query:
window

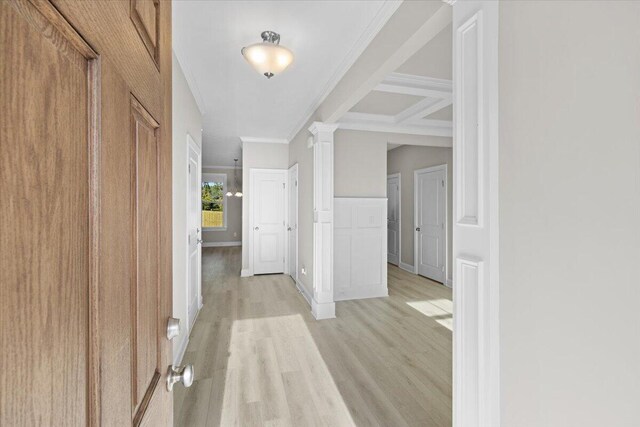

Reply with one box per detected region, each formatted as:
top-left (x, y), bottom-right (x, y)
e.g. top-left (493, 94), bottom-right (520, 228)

top-left (202, 173), bottom-right (227, 230)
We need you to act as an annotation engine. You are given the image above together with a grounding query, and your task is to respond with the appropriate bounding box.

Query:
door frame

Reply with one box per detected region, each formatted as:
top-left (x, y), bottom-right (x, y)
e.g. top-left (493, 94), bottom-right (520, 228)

top-left (186, 133), bottom-right (202, 332)
top-left (387, 173), bottom-right (401, 267)
top-left (286, 163), bottom-right (299, 283)
top-left (413, 164), bottom-right (448, 283)
top-left (249, 168), bottom-right (287, 275)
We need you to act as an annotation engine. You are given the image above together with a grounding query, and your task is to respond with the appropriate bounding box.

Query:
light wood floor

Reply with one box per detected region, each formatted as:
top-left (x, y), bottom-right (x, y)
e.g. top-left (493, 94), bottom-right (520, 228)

top-left (174, 247), bottom-right (452, 427)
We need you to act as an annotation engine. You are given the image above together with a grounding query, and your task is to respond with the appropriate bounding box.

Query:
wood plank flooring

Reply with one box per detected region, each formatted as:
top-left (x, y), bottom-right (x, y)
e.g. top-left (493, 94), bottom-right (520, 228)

top-left (174, 247), bottom-right (452, 427)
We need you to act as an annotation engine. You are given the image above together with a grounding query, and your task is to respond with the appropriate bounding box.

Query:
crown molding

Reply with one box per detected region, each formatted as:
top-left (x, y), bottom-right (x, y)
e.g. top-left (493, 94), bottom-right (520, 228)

top-left (239, 136), bottom-right (289, 145)
top-left (285, 0), bottom-right (402, 142)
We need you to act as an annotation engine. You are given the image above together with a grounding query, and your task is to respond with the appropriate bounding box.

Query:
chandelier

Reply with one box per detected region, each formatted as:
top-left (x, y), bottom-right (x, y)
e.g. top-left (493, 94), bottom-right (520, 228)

top-left (226, 159), bottom-right (243, 198)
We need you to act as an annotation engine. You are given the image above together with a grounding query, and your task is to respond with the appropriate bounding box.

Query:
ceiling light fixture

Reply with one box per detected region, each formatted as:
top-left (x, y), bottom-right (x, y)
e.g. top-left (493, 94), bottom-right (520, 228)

top-left (225, 159), bottom-right (243, 198)
top-left (241, 31), bottom-right (293, 79)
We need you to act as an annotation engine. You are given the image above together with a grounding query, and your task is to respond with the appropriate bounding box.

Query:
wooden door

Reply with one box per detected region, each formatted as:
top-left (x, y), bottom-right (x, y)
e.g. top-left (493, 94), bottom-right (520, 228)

top-left (1, 1), bottom-right (174, 425)
top-left (415, 166), bottom-right (446, 283)
top-left (251, 169), bottom-right (286, 275)
top-left (387, 174), bottom-right (400, 266)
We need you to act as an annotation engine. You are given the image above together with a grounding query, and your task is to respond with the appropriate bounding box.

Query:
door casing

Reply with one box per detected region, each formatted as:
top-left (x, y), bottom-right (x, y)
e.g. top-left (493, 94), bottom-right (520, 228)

top-left (287, 164), bottom-right (299, 282)
top-left (186, 134), bottom-right (202, 331)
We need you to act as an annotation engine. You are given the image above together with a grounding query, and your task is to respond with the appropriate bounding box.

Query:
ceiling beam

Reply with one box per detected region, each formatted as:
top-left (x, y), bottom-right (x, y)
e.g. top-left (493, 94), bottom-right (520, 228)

top-left (375, 73), bottom-right (453, 98)
top-left (394, 96), bottom-right (452, 123)
top-left (388, 138), bottom-right (452, 148)
top-left (338, 112), bottom-right (452, 137)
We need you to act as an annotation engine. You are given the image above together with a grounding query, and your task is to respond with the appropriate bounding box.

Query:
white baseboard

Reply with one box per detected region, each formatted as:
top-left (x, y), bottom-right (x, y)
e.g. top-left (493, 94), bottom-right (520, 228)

top-left (173, 335), bottom-right (189, 366)
top-left (446, 278), bottom-right (453, 288)
top-left (202, 241), bottom-right (241, 248)
top-left (312, 299), bottom-right (336, 320)
top-left (295, 278), bottom-right (312, 306)
top-left (399, 262), bottom-right (416, 274)
top-left (240, 268), bottom-right (252, 277)
top-left (334, 287), bottom-right (388, 302)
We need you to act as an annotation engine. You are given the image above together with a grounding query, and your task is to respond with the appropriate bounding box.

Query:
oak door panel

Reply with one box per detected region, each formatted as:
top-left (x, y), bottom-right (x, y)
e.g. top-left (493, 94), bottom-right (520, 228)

top-left (0, 0), bottom-right (98, 425)
top-left (53, 0), bottom-right (163, 121)
top-left (98, 58), bottom-right (135, 426)
top-left (131, 98), bottom-right (162, 416)
top-left (130, 0), bottom-right (160, 67)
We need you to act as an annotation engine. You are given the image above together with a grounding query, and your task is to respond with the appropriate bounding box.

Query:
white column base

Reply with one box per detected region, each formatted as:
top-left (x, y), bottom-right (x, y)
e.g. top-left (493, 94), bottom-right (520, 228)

top-left (312, 299), bottom-right (335, 320)
top-left (240, 268), bottom-right (252, 277)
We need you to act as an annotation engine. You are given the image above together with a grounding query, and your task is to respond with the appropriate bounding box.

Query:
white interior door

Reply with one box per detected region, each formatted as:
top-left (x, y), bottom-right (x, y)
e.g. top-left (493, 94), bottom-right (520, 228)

top-left (415, 166), bottom-right (446, 283)
top-left (251, 169), bottom-right (286, 275)
top-left (387, 174), bottom-right (400, 266)
top-left (187, 135), bottom-right (202, 329)
top-left (452, 2), bottom-right (500, 425)
top-left (288, 165), bottom-right (298, 280)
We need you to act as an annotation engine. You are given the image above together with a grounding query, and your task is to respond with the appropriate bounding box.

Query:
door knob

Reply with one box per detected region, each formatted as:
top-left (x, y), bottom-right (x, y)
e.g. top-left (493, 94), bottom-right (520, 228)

top-left (166, 317), bottom-right (181, 340)
top-left (166, 364), bottom-right (194, 391)
top-left (287, 227), bottom-right (292, 231)
top-left (254, 227), bottom-right (259, 231)
top-left (416, 227), bottom-right (421, 231)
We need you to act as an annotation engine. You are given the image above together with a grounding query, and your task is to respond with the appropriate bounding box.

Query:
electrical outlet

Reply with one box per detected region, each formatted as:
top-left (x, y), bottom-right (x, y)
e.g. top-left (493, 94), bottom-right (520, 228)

top-left (233, 231), bottom-right (237, 237)
top-left (301, 267), bottom-right (307, 275)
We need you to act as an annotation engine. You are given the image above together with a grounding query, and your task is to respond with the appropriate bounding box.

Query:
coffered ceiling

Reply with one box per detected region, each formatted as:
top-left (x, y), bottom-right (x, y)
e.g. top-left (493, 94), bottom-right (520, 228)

top-left (340, 24), bottom-right (453, 142)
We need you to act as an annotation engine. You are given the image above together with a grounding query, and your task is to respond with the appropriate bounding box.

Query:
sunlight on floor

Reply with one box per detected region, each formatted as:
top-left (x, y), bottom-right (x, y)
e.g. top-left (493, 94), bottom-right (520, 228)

top-left (220, 314), bottom-right (355, 426)
top-left (406, 299), bottom-right (453, 331)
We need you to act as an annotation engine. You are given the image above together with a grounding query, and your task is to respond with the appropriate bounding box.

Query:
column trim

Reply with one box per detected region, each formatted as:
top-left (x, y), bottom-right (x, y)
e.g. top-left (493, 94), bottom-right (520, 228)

top-left (309, 121), bottom-right (338, 320)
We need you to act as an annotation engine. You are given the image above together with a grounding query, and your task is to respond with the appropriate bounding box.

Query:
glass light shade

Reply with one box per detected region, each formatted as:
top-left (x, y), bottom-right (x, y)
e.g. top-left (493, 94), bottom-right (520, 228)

top-left (225, 191), bottom-right (233, 197)
top-left (234, 191), bottom-right (243, 198)
top-left (241, 42), bottom-right (293, 79)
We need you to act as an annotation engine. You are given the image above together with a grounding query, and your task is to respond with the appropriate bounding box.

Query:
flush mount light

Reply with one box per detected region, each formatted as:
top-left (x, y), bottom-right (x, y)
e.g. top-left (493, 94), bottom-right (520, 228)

top-left (241, 31), bottom-right (294, 79)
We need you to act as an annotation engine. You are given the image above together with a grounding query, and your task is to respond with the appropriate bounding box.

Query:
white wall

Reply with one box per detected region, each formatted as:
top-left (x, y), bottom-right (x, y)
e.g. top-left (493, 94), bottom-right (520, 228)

top-left (172, 52), bottom-right (203, 363)
top-left (499, 2), bottom-right (640, 425)
top-left (202, 167), bottom-right (242, 245)
top-left (288, 131), bottom-right (314, 296)
top-left (241, 142), bottom-right (289, 274)
top-left (334, 130), bottom-right (387, 198)
top-left (387, 144), bottom-right (452, 279)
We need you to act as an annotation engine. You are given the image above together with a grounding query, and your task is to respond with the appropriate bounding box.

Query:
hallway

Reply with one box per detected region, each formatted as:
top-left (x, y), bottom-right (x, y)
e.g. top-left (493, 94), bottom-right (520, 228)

top-left (174, 247), bottom-right (452, 427)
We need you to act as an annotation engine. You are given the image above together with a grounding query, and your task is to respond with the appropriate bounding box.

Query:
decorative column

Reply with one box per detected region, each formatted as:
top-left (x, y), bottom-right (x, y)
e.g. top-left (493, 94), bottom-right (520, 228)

top-left (309, 122), bottom-right (339, 320)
